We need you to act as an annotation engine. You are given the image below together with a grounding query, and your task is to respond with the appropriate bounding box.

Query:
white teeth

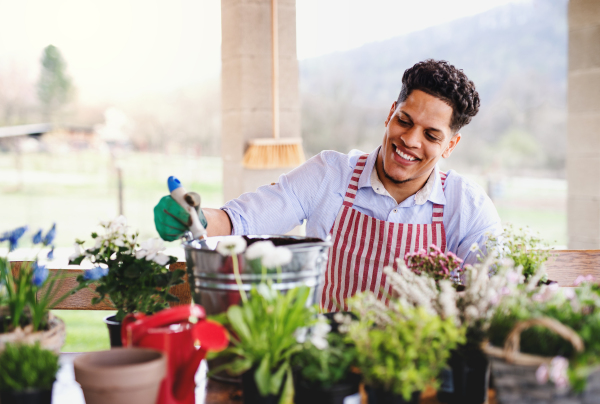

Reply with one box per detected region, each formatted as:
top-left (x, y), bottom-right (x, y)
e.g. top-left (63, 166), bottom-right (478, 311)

top-left (395, 148), bottom-right (416, 161)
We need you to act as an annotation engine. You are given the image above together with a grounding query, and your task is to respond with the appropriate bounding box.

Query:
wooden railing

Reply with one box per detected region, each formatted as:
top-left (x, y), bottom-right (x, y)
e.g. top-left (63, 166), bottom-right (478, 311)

top-left (10, 261), bottom-right (191, 310)
top-left (10, 250), bottom-right (600, 311)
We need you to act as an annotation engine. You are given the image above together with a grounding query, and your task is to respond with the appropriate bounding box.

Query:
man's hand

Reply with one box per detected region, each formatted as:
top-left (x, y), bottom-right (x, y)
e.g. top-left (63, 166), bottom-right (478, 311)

top-left (154, 195), bottom-right (208, 241)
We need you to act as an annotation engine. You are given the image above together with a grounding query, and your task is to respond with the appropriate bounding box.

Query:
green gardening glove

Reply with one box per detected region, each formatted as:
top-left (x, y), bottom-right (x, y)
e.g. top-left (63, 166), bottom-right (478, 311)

top-left (153, 195), bottom-right (209, 241)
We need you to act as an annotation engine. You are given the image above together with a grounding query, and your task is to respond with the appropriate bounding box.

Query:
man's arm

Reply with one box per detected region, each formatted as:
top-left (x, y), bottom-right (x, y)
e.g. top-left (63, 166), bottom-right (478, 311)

top-left (203, 208), bottom-right (232, 236)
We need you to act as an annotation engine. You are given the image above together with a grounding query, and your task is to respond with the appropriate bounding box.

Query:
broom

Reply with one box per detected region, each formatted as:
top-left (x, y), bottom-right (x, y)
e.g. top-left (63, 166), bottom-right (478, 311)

top-left (242, 0), bottom-right (305, 169)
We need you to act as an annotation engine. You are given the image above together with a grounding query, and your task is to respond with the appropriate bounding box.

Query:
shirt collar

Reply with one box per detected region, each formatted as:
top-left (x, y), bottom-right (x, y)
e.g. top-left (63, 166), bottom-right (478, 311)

top-left (358, 146), bottom-right (446, 206)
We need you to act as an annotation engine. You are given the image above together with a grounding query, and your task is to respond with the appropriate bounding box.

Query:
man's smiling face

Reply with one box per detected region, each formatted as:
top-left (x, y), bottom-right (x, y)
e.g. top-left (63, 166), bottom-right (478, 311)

top-left (380, 89), bottom-right (461, 186)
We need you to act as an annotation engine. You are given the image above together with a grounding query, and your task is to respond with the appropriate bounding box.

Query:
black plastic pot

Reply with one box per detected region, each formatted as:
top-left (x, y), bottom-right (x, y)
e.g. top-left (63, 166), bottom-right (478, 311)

top-left (241, 369), bottom-right (283, 404)
top-left (0, 386), bottom-right (53, 404)
top-left (365, 387), bottom-right (420, 404)
top-left (104, 315), bottom-right (122, 347)
top-left (436, 348), bottom-right (490, 404)
top-left (294, 373), bottom-right (360, 404)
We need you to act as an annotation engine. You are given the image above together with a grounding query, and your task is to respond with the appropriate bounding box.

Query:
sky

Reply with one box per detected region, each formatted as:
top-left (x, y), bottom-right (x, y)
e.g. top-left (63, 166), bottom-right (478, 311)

top-left (0, 0), bottom-right (525, 104)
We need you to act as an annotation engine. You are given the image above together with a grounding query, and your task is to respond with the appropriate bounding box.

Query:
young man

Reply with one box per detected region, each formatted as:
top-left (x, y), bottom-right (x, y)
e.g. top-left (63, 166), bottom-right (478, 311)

top-left (155, 59), bottom-right (500, 311)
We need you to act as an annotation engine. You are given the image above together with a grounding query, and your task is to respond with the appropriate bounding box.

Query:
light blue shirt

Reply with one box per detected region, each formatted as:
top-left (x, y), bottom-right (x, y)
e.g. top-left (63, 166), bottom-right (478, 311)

top-left (222, 148), bottom-right (501, 266)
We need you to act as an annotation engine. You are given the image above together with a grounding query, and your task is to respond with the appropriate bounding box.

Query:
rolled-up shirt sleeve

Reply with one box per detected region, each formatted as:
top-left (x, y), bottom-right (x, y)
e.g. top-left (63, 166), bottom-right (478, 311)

top-left (221, 153), bottom-right (333, 236)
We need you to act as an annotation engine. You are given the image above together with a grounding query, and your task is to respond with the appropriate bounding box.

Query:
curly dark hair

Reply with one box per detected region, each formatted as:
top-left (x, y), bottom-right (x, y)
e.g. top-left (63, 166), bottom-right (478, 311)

top-left (397, 59), bottom-right (480, 133)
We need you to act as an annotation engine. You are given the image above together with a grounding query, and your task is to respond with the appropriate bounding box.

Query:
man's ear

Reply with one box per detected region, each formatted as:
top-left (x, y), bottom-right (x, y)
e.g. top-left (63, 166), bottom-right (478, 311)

top-left (442, 133), bottom-right (461, 158)
top-left (385, 102), bottom-right (397, 126)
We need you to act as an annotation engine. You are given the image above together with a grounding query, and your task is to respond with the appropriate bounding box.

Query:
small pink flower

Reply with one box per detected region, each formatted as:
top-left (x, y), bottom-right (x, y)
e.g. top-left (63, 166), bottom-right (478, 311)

top-left (574, 274), bottom-right (594, 286)
top-left (536, 364), bottom-right (549, 384)
top-left (501, 286), bottom-right (511, 296)
top-left (563, 288), bottom-right (576, 300)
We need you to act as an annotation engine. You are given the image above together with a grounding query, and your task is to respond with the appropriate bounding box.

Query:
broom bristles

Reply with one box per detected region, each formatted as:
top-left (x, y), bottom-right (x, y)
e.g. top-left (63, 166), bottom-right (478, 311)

top-left (242, 138), bottom-right (305, 169)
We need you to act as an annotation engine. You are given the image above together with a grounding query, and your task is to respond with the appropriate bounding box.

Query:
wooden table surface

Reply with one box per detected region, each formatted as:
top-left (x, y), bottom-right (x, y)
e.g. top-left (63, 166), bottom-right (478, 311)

top-left (57, 353), bottom-right (496, 404)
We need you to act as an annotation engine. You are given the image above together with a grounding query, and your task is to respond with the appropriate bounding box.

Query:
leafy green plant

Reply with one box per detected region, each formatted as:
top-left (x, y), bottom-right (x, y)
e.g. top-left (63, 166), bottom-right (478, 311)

top-left (0, 342), bottom-right (59, 392)
top-left (485, 224), bottom-right (551, 280)
top-left (347, 294), bottom-right (465, 401)
top-left (488, 277), bottom-right (600, 392)
top-left (212, 284), bottom-right (315, 404)
top-left (70, 216), bottom-right (184, 321)
top-left (292, 327), bottom-right (357, 389)
top-left (0, 224), bottom-right (77, 332)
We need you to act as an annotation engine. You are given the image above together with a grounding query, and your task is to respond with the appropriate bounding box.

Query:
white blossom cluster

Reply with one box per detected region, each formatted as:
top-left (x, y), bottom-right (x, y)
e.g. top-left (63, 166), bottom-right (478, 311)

top-left (457, 256), bottom-right (524, 328)
top-left (69, 216), bottom-right (172, 267)
top-left (383, 262), bottom-right (458, 324)
top-left (370, 255), bottom-right (528, 331)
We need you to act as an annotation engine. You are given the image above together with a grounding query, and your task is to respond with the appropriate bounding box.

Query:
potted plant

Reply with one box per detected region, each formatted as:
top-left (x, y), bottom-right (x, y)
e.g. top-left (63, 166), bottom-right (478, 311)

top-left (346, 288), bottom-right (466, 404)
top-left (69, 216), bottom-right (185, 346)
top-left (0, 342), bottom-right (60, 404)
top-left (292, 313), bottom-right (360, 404)
top-left (485, 224), bottom-right (552, 282)
top-left (383, 251), bottom-right (525, 404)
top-left (0, 224), bottom-right (74, 353)
top-left (211, 283), bottom-right (316, 404)
top-left (484, 275), bottom-right (600, 402)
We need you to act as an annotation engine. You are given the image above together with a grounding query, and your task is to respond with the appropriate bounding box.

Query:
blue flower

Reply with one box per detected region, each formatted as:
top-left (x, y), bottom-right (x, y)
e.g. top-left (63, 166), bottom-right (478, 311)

top-left (32, 262), bottom-right (48, 287)
top-left (32, 229), bottom-right (43, 245)
top-left (42, 223), bottom-right (56, 246)
top-left (0, 226), bottom-right (28, 252)
top-left (83, 266), bottom-right (108, 281)
top-left (47, 247), bottom-right (54, 260)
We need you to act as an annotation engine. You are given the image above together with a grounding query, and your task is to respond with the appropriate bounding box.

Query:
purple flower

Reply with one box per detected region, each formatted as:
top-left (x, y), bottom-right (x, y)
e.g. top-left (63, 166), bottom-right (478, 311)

top-left (42, 223), bottom-right (56, 246)
top-left (47, 247), bottom-right (54, 260)
top-left (32, 262), bottom-right (48, 287)
top-left (0, 226), bottom-right (28, 252)
top-left (32, 229), bottom-right (43, 245)
top-left (83, 266), bottom-right (109, 281)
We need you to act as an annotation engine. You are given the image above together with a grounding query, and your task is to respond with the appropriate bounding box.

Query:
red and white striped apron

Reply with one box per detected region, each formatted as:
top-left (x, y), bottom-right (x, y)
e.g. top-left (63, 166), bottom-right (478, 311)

top-left (320, 153), bottom-right (448, 312)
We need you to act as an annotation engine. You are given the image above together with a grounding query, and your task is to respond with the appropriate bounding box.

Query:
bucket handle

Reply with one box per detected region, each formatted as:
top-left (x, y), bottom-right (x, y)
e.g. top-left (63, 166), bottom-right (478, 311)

top-left (503, 317), bottom-right (584, 365)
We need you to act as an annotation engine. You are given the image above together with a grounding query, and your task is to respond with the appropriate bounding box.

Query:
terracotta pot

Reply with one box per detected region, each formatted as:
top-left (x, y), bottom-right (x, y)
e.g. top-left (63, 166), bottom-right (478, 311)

top-left (103, 315), bottom-right (122, 347)
top-left (0, 311), bottom-right (65, 354)
top-left (74, 347), bottom-right (166, 404)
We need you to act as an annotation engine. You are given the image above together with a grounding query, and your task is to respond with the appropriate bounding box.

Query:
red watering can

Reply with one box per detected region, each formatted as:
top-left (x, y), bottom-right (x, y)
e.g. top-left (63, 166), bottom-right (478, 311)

top-left (121, 305), bottom-right (229, 404)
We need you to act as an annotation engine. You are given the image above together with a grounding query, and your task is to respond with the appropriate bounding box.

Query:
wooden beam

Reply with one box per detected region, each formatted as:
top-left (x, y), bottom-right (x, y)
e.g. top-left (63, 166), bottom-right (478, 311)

top-left (10, 262), bottom-right (191, 311)
top-left (544, 250), bottom-right (600, 286)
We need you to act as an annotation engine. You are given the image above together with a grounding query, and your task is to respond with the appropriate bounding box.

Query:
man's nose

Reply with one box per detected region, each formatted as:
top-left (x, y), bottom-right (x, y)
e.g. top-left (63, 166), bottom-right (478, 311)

top-left (400, 127), bottom-right (421, 148)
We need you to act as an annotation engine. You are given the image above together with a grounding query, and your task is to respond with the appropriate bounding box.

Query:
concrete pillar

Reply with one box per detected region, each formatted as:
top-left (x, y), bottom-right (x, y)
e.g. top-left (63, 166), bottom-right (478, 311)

top-left (221, 0), bottom-right (301, 202)
top-left (567, 0), bottom-right (600, 248)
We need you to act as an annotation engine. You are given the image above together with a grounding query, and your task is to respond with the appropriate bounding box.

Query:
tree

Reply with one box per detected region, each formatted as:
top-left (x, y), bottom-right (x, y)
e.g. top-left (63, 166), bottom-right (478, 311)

top-left (37, 45), bottom-right (73, 121)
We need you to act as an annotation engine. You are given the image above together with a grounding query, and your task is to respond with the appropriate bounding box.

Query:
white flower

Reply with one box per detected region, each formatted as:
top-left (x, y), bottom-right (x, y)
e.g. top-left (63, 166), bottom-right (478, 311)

top-left (257, 283), bottom-right (277, 301)
top-left (261, 246), bottom-right (292, 268)
top-left (469, 243), bottom-right (479, 253)
top-left (152, 253), bottom-right (170, 266)
top-left (295, 327), bottom-right (308, 343)
top-left (68, 243), bottom-right (82, 261)
top-left (245, 241), bottom-right (275, 260)
top-left (464, 305), bottom-right (479, 321)
top-left (136, 238), bottom-right (166, 261)
top-left (216, 236), bottom-right (247, 256)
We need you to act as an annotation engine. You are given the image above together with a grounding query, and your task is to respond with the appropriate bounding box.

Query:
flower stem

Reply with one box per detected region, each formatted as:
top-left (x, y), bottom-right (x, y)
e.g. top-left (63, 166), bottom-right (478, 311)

top-left (231, 253), bottom-right (248, 303)
top-left (276, 265), bottom-right (282, 283)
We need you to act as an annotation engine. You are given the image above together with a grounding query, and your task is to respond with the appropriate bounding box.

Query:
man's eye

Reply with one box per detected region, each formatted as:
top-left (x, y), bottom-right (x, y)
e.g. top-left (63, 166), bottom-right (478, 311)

top-left (425, 132), bottom-right (439, 141)
top-left (398, 118), bottom-right (410, 126)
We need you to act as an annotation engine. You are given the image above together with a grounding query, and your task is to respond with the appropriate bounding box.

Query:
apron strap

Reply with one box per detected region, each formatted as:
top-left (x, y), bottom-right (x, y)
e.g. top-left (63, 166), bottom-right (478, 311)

top-left (342, 154), bottom-right (369, 208)
top-left (431, 171), bottom-right (447, 223)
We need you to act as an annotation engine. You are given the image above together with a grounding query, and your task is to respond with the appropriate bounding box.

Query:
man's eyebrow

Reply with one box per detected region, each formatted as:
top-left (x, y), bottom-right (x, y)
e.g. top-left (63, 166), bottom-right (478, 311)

top-left (400, 111), bottom-right (445, 136)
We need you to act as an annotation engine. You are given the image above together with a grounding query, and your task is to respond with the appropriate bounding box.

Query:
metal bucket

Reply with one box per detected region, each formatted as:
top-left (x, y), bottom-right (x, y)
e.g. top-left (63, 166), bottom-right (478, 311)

top-left (184, 235), bottom-right (331, 316)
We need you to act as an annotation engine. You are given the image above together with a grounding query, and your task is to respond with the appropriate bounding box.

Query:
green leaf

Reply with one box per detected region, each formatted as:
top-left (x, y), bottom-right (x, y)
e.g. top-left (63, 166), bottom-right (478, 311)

top-left (279, 366), bottom-right (295, 404)
top-left (254, 355), bottom-right (272, 396)
top-left (227, 306), bottom-right (252, 342)
top-left (269, 362), bottom-right (288, 395)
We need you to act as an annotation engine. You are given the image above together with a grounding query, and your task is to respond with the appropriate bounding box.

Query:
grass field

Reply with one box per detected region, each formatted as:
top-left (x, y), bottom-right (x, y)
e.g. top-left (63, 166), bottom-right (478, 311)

top-left (2, 150), bottom-right (567, 351)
